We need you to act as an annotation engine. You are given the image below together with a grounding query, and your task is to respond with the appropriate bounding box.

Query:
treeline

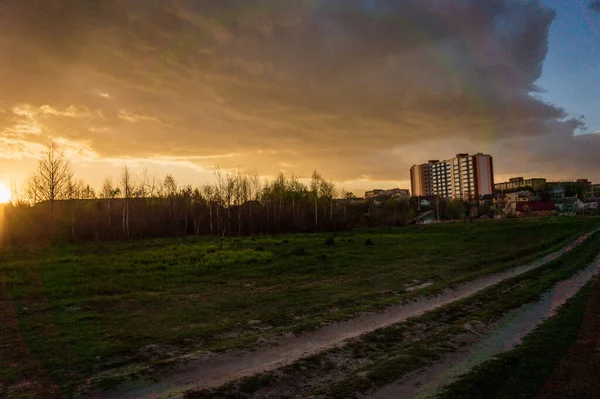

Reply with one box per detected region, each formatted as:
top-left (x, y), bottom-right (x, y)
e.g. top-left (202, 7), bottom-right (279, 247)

top-left (1, 143), bottom-right (418, 246)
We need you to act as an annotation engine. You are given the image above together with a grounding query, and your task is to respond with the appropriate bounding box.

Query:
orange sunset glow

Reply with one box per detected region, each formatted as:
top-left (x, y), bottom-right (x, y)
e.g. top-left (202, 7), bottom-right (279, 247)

top-left (0, 184), bottom-right (10, 203)
top-left (2, 3), bottom-right (600, 399)
top-left (0, 1), bottom-right (599, 194)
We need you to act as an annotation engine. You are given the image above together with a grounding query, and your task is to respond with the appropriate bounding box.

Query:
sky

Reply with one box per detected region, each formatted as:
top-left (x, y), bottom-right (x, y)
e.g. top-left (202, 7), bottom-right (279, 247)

top-left (539, 0), bottom-right (600, 135)
top-left (0, 0), bottom-right (599, 196)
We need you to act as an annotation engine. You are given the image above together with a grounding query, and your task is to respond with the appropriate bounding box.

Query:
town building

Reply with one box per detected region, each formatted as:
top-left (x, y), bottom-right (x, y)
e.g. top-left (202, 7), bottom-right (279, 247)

top-left (505, 191), bottom-right (533, 213)
top-left (554, 197), bottom-right (583, 213)
top-left (582, 198), bottom-right (600, 214)
top-left (365, 188), bottom-right (410, 199)
top-left (365, 189), bottom-right (385, 199)
top-left (546, 179), bottom-right (592, 197)
top-left (548, 186), bottom-right (566, 199)
top-left (494, 177), bottom-right (547, 192)
top-left (410, 153), bottom-right (494, 200)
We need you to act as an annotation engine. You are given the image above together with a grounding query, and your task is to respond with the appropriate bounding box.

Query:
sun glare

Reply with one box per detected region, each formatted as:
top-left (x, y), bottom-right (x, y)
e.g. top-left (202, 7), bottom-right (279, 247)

top-left (0, 184), bottom-right (11, 203)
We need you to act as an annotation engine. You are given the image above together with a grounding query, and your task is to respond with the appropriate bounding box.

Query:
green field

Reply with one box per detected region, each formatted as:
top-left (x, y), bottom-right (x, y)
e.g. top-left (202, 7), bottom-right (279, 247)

top-left (0, 217), bottom-right (598, 394)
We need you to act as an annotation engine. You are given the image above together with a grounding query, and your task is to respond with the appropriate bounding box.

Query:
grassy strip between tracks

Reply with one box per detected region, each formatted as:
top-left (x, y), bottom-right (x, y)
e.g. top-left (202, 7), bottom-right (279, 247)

top-left (438, 281), bottom-right (594, 399)
top-left (188, 230), bottom-right (600, 398)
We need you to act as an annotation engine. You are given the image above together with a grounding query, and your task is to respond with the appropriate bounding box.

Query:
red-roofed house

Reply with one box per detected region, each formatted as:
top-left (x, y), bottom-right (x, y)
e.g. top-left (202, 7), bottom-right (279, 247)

top-left (516, 201), bottom-right (557, 217)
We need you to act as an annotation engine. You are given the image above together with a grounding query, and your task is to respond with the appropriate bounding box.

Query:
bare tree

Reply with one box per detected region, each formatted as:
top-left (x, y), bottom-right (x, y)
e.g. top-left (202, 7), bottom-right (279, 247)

top-left (101, 179), bottom-right (119, 199)
top-left (202, 184), bottom-right (215, 235)
top-left (9, 180), bottom-right (29, 206)
top-left (29, 141), bottom-right (73, 211)
top-left (180, 185), bottom-right (193, 237)
top-left (139, 168), bottom-right (157, 198)
top-left (235, 171), bottom-right (249, 235)
top-left (101, 178), bottom-right (120, 230)
top-left (319, 179), bottom-right (336, 223)
top-left (311, 170), bottom-right (322, 227)
top-left (249, 172), bottom-right (262, 233)
top-left (80, 184), bottom-right (96, 199)
top-left (164, 174), bottom-right (178, 220)
top-left (289, 175), bottom-right (304, 230)
top-left (66, 179), bottom-right (84, 241)
top-left (120, 165), bottom-right (135, 239)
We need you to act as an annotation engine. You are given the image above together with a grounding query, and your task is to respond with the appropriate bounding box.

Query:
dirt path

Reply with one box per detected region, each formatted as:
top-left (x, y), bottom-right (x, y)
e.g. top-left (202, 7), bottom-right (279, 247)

top-left (0, 270), bottom-right (64, 399)
top-left (368, 254), bottom-right (600, 399)
top-left (536, 275), bottom-right (600, 399)
top-left (87, 230), bottom-right (598, 399)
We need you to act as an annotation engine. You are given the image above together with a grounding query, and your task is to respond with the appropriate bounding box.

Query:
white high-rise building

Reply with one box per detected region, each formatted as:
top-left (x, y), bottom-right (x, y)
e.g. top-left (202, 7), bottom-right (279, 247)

top-left (410, 153), bottom-right (494, 200)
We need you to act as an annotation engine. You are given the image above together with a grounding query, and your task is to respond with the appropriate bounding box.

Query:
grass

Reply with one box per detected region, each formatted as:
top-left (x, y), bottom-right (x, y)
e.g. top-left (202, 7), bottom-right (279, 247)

top-left (0, 217), bottom-right (598, 395)
top-left (438, 281), bottom-right (595, 399)
top-left (324, 233), bottom-right (600, 398)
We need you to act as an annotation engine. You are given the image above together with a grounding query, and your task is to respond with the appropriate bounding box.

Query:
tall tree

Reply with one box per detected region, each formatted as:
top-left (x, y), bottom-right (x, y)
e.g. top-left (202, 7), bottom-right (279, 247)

top-left (164, 174), bottom-right (178, 221)
top-left (120, 165), bottom-right (135, 239)
top-left (101, 178), bottom-right (120, 231)
top-left (311, 170), bottom-right (322, 227)
top-left (29, 141), bottom-right (73, 210)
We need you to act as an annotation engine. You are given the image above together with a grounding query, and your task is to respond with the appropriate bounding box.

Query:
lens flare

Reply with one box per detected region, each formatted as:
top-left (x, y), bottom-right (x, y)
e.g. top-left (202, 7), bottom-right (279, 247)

top-left (0, 184), bottom-right (11, 203)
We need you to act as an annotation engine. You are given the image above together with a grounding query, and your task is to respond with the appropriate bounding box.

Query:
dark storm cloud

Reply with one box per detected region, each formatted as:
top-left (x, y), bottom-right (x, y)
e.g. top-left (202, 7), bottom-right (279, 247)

top-left (0, 0), bottom-right (598, 181)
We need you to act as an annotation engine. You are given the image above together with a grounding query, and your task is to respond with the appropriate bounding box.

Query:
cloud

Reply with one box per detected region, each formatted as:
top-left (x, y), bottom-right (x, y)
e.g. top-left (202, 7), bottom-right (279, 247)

top-left (117, 111), bottom-right (164, 124)
top-left (0, 0), bottom-right (599, 185)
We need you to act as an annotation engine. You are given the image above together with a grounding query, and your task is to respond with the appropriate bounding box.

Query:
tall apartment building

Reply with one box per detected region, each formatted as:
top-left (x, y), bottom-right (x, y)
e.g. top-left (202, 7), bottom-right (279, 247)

top-left (410, 153), bottom-right (494, 200)
top-left (410, 163), bottom-right (432, 197)
top-left (431, 160), bottom-right (452, 199)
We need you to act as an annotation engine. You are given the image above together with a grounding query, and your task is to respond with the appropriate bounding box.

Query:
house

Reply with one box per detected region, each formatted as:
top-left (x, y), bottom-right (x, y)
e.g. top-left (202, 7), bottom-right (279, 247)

top-left (365, 189), bottom-right (385, 199)
top-left (548, 187), bottom-right (565, 199)
top-left (589, 184), bottom-right (600, 197)
top-left (553, 197), bottom-right (583, 213)
top-left (334, 198), bottom-right (363, 207)
top-left (582, 198), bottom-right (600, 214)
top-left (515, 201), bottom-right (557, 217)
top-left (505, 191), bottom-right (532, 214)
top-left (480, 193), bottom-right (507, 217)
